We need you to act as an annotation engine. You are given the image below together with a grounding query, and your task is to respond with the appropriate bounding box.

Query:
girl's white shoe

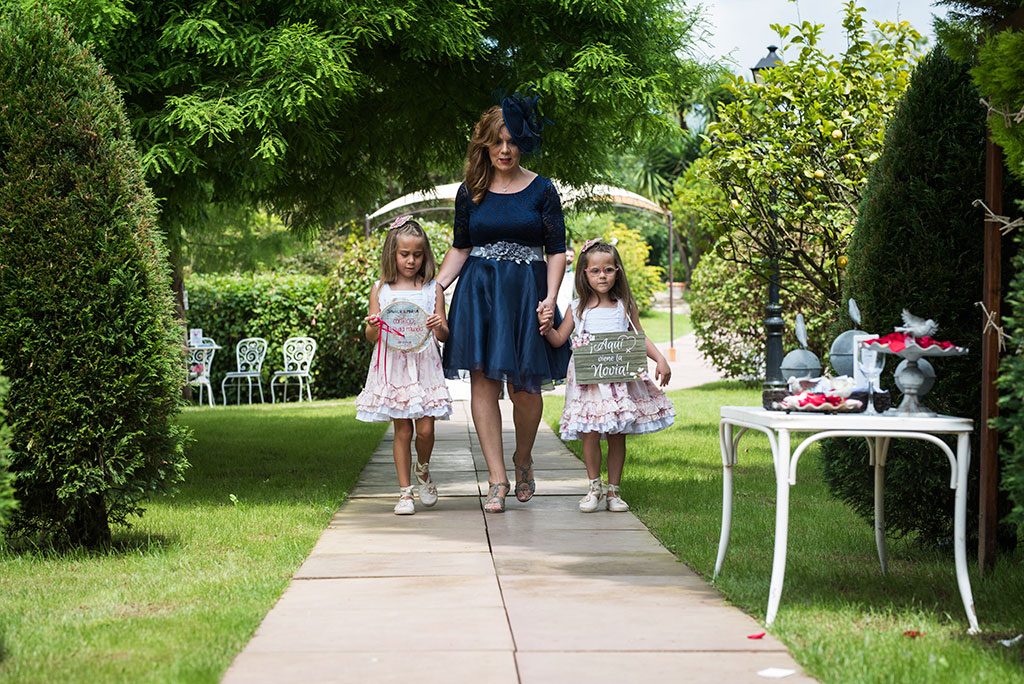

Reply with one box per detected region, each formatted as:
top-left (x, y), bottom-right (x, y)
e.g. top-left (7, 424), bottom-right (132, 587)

top-left (579, 478), bottom-right (603, 513)
top-left (394, 485), bottom-right (416, 515)
top-left (414, 460), bottom-right (438, 507)
top-left (605, 483), bottom-right (630, 512)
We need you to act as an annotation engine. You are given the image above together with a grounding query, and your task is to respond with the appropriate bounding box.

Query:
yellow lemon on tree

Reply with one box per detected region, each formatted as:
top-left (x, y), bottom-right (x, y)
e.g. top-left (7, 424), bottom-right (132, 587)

top-left (837, 255), bottom-right (849, 269)
top-left (831, 129), bottom-right (844, 140)
top-left (814, 169), bottom-right (825, 179)
top-left (730, 199), bottom-right (740, 209)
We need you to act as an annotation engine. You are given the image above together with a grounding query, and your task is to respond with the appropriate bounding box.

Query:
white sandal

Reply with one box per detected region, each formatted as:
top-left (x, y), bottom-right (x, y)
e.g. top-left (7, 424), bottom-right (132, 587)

top-left (605, 483), bottom-right (630, 512)
top-left (579, 478), bottom-right (603, 513)
top-left (414, 461), bottom-right (438, 507)
top-left (394, 485), bottom-right (416, 515)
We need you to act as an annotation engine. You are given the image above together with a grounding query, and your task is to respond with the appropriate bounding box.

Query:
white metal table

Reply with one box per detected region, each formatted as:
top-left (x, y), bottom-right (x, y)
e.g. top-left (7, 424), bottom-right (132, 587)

top-left (716, 406), bottom-right (978, 632)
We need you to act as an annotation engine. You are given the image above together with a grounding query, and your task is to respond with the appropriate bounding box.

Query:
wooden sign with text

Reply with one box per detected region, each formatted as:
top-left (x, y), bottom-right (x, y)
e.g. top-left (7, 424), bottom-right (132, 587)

top-left (573, 331), bottom-right (648, 384)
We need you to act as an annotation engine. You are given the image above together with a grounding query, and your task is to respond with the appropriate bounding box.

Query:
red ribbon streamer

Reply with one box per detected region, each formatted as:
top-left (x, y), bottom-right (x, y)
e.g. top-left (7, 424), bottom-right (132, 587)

top-left (369, 316), bottom-right (405, 384)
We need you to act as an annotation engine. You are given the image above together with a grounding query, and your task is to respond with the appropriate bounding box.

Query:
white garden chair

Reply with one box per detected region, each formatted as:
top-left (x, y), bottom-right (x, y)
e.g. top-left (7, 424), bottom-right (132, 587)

top-left (221, 337), bottom-right (268, 405)
top-left (187, 337), bottom-right (219, 407)
top-left (270, 337), bottom-right (317, 403)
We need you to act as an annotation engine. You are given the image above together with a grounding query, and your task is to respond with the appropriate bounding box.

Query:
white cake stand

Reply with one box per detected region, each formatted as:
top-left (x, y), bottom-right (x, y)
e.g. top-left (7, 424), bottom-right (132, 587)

top-left (863, 339), bottom-right (967, 416)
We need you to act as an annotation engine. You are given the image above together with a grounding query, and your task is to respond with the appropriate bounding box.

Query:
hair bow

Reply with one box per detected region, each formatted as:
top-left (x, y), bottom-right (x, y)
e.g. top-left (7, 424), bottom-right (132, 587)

top-left (390, 215), bottom-right (413, 229)
top-left (580, 238), bottom-right (602, 253)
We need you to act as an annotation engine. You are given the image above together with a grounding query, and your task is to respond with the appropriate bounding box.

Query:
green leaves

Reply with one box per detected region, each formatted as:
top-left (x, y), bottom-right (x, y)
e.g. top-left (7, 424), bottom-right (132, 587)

top-left (680, 1), bottom-right (923, 316)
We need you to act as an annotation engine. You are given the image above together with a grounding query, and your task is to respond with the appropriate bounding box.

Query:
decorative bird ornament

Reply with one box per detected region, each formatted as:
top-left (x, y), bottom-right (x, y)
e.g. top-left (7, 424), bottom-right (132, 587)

top-left (848, 298), bottom-right (862, 327)
top-left (894, 309), bottom-right (939, 339)
top-left (795, 313), bottom-right (808, 349)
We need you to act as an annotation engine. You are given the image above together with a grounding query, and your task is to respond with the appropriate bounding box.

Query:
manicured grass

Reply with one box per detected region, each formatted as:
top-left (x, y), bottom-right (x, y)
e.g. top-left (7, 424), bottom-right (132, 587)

top-left (544, 383), bottom-right (1024, 684)
top-left (0, 401), bottom-right (387, 683)
top-left (638, 309), bottom-right (692, 343)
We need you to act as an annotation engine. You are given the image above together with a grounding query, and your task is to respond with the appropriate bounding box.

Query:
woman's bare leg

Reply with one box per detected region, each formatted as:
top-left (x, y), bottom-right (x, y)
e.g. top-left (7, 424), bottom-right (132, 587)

top-left (508, 384), bottom-right (542, 478)
top-left (470, 371), bottom-right (508, 486)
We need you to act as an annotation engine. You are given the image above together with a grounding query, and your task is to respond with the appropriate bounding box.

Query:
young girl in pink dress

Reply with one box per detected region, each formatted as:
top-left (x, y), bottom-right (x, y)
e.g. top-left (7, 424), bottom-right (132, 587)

top-left (356, 217), bottom-right (452, 515)
top-left (543, 240), bottom-right (675, 512)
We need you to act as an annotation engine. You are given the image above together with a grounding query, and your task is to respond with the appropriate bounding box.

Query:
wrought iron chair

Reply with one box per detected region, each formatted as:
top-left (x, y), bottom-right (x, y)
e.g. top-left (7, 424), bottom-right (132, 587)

top-left (221, 337), bottom-right (268, 405)
top-left (188, 337), bottom-right (219, 407)
top-left (270, 337), bottom-right (317, 403)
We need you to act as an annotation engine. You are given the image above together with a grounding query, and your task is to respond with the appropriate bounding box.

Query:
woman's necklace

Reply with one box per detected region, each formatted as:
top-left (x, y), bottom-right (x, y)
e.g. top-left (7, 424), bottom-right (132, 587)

top-left (497, 169), bottom-right (519, 193)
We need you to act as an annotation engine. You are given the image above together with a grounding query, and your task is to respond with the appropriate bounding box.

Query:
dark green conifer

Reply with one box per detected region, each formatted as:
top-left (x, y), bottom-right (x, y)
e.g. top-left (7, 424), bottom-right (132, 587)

top-left (0, 7), bottom-right (189, 546)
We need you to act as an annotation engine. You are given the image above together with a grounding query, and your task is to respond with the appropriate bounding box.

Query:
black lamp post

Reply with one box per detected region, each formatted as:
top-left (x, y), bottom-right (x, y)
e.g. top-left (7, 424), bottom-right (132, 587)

top-left (752, 45), bottom-right (786, 389)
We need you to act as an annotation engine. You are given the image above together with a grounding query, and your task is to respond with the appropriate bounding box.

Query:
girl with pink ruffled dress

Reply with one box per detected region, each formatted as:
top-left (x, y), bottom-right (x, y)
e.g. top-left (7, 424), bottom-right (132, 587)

top-left (356, 217), bottom-right (452, 515)
top-left (543, 240), bottom-right (675, 513)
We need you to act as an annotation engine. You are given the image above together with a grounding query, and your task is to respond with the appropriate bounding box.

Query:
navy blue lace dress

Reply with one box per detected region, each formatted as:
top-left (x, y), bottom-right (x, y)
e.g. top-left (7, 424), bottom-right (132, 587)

top-left (443, 175), bottom-right (571, 393)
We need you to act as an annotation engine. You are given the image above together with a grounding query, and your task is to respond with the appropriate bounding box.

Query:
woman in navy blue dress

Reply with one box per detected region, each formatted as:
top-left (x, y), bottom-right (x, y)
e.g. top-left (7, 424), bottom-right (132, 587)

top-left (437, 98), bottom-right (570, 513)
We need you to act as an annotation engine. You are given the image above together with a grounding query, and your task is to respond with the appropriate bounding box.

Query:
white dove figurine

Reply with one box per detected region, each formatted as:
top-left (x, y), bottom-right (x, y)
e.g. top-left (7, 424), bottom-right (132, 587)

top-left (848, 298), bottom-right (862, 327)
top-left (894, 309), bottom-right (939, 339)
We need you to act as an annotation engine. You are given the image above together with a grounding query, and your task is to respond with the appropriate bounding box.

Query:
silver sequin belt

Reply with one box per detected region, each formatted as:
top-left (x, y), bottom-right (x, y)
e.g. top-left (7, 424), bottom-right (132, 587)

top-left (469, 241), bottom-right (544, 264)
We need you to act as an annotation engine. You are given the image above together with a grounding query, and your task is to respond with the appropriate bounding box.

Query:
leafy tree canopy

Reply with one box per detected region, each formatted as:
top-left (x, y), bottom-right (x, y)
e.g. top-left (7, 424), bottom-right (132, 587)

top-left (680, 1), bottom-right (923, 313)
top-left (15, 0), bottom-right (709, 239)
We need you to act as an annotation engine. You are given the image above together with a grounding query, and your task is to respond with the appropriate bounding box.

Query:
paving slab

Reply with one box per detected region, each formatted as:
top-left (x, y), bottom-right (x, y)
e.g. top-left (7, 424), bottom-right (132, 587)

top-left (222, 399), bottom-right (814, 683)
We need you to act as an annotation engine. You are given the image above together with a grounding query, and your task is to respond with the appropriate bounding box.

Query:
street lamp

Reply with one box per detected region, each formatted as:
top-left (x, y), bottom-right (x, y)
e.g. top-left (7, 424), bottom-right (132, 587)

top-left (752, 45), bottom-right (785, 389)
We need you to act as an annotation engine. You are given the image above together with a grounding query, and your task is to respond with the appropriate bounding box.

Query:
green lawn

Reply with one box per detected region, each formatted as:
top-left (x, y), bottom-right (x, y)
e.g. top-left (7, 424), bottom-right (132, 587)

top-left (638, 309), bottom-right (692, 343)
top-left (0, 401), bottom-right (387, 683)
top-left (544, 383), bottom-right (1024, 684)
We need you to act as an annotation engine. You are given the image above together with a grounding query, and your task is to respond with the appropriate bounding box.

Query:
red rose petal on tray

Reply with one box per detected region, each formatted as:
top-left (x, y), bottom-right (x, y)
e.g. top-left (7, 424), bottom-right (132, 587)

top-left (748, 632), bottom-right (766, 639)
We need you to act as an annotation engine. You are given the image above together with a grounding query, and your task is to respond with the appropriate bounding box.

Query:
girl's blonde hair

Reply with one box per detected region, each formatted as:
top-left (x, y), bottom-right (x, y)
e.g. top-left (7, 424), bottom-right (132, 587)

top-left (464, 106), bottom-right (507, 205)
top-left (380, 219), bottom-right (436, 284)
top-left (574, 241), bottom-right (637, 320)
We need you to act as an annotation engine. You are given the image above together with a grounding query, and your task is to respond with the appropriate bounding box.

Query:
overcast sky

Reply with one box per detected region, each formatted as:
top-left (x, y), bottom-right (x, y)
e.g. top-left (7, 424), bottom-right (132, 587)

top-left (699, 0), bottom-right (949, 76)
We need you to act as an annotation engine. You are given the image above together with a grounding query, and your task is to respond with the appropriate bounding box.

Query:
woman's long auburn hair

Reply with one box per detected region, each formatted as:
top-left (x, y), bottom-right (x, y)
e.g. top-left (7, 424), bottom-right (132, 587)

top-left (574, 242), bottom-right (638, 321)
top-left (379, 220), bottom-right (437, 285)
top-left (464, 106), bottom-right (507, 205)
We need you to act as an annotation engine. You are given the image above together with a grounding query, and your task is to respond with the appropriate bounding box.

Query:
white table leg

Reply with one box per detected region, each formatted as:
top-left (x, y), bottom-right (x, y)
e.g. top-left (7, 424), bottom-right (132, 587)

top-left (953, 432), bottom-right (980, 633)
top-left (715, 421), bottom-right (734, 579)
top-left (872, 436), bottom-right (890, 575)
top-left (766, 429), bottom-right (791, 626)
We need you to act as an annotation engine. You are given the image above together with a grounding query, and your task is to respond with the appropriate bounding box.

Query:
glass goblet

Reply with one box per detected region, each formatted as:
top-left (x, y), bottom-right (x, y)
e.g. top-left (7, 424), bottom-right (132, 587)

top-left (858, 345), bottom-right (886, 415)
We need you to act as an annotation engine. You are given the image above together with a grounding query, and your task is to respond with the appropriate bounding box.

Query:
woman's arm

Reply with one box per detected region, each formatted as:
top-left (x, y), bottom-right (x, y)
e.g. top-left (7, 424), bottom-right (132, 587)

top-left (631, 310), bottom-right (672, 387)
top-left (537, 252), bottom-right (566, 334)
top-left (363, 283), bottom-right (382, 342)
top-left (437, 247), bottom-right (471, 290)
top-left (544, 307), bottom-right (575, 347)
top-left (427, 281), bottom-right (450, 342)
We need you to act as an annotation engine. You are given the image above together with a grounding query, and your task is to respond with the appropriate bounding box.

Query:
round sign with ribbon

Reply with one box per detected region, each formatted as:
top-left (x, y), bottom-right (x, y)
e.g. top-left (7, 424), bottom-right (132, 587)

top-left (378, 300), bottom-right (431, 352)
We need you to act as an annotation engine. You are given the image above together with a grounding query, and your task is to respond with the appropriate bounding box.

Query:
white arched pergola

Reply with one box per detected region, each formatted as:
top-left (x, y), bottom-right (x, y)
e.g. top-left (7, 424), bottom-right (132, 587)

top-left (365, 181), bottom-right (682, 355)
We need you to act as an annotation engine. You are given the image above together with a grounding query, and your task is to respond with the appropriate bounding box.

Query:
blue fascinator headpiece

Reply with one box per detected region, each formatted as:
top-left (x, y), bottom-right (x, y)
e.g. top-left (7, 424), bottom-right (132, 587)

top-left (501, 91), bottom-right (549, 155)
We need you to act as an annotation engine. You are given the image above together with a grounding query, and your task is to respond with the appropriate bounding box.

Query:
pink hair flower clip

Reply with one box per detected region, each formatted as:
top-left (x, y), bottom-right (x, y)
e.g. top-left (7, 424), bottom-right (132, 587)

top-left (580, 238), bottom-right (602, 253)
top-left (390, 214), bottom-right (413, 229)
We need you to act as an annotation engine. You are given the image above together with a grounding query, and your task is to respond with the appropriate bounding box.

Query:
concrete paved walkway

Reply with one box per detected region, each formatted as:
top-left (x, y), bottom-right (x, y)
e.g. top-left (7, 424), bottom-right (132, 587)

top-left (223, 400), bottom-right (813, 683)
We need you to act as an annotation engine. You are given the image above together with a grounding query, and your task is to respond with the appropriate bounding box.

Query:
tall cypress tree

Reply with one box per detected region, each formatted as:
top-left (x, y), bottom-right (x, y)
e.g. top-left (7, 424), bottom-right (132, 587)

top-left (819, 47), bottom-right (995, 544)
top-left (0, 7), bottom-right (189, 546)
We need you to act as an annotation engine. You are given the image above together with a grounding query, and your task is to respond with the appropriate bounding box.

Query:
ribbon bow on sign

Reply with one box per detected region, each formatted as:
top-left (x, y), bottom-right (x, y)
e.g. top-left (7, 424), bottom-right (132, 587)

top-left (368, 316), bottom-right (405, 383)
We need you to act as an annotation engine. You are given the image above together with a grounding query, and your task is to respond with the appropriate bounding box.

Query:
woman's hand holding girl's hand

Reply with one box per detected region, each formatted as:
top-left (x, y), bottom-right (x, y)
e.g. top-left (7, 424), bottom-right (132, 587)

top-left (425, 314), bottom-right (443, 330)
top-left (537, 301), bottom-right (554, 335)
top-left (655, 358), bottom-right (672, 387)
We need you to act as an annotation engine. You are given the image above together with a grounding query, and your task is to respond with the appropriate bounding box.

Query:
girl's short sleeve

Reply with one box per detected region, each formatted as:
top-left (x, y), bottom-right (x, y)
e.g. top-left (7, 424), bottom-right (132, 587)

top-left (453, 183), bottom-right (471, 249)
top-left (541, 180), bottom-right (567, 255)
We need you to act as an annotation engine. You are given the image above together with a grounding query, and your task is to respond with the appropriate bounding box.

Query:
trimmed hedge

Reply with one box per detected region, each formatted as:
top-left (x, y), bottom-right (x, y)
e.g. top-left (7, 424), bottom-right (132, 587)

top-left (996, 232), bottom-right (1024, 531)
top-left (818, 48), bottom-right (994, 545)
top-left (186, 273), bottom-right (331, 401)
top-left (0, 7), bottom-right (189, 547)
top-left (0, 365), bottom-right (14, 530)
